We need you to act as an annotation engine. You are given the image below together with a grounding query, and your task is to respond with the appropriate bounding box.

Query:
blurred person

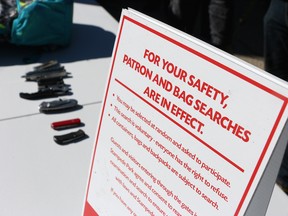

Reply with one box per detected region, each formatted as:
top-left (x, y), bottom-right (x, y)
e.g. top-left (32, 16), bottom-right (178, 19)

top-left (0, 0), bottom-right (16, 41)
top-left (264, 0), bottom-right (288, 81)
top-left (99, 0), bottom-right (231, 49)
top-left (167, 0), bottom-right (232, 49)
top-left (264, 0), bottom-right (288, 194)
top-left (98, 0), bottom-right (165, 21)
top-left (208, 0), bottom-right (232, 50)
top-left (167, 0), bottom-right (210, 43)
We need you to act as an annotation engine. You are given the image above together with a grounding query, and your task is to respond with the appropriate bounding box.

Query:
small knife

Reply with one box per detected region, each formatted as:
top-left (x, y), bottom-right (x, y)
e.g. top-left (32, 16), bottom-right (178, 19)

top-left (51, 118), bottom-right (82, 130)
top-left (53, 129), bottom-right (87, 145)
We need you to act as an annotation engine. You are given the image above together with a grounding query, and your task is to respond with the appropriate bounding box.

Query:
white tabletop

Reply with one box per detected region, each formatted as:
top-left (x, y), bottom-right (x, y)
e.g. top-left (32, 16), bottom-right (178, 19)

top-left (0, 1), bottom-right (287, 216)
top-left (0, 1), bottom-right (118, 216)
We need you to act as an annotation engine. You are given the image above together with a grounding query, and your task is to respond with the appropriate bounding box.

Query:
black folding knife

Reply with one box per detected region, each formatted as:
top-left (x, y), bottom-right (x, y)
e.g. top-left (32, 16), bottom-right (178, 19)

top-left (20, 85), bottom-right (71, 100)
top-left (53, 129), bottom-right (88, 145)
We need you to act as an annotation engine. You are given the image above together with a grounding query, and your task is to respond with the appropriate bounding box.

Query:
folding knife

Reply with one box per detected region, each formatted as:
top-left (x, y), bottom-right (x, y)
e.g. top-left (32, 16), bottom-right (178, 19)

top-left (33, 60), bottom-right (59, 71)
top-left (54, 129), bottom-right (87, 145)
top-left (20, 85), bottom-right (71, 100)
top-left (22, 67), bottom-right (69, 81)
top-left (39, 98), bottom-right (80, 113)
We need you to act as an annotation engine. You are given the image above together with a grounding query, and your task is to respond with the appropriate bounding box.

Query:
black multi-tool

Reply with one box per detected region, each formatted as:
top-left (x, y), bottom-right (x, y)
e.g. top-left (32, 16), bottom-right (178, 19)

top-left (19, 84), bottom-right (72, 100)
top-left (20, 60), bottom-right (73, 100)
top-left (37, 77), bottom-right (66, 88)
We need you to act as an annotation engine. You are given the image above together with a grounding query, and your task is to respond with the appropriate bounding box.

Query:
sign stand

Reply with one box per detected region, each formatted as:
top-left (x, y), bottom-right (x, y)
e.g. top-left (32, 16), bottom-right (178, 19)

top-left (83, 8), bottom-right (288, 216)
top-left (245, 119), bottom-right (288, 215)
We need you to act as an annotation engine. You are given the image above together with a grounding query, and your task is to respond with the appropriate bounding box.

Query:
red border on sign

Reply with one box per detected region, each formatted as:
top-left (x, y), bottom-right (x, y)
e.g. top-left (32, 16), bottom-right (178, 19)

top-left (83, 201), bottom-right (99, 216)
top-left (84, 15), bottom-right (288, 216)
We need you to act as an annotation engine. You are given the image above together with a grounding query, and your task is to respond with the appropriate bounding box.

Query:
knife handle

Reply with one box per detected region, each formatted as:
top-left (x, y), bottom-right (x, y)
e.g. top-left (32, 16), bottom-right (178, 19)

top-left (51, 118), bottom-right (82, 130)
top-left (54, 129), bottom-right (87, 145)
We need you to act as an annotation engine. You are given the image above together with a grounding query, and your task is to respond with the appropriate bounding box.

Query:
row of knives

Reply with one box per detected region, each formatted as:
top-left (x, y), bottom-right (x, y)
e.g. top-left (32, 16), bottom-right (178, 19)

top-left (19, 60), bottom-right (88, 144)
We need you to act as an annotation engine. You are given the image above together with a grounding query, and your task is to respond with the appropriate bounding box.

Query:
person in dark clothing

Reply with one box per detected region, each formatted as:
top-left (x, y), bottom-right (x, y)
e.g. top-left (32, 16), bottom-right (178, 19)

top-left (208, 0), bottom-right (232, 50)
top-left (97, 0), bottom-right (165, 21)
top-left (264, 0), bottom-right (288, 81)
top-left (166, 0), bottom-right (211, 43)
top-left (98, 0), bottom-right (231, 49)
top-left (264, 0), bottom-right (288, 195)
top-left (167, 0), bottom-right (232, 49)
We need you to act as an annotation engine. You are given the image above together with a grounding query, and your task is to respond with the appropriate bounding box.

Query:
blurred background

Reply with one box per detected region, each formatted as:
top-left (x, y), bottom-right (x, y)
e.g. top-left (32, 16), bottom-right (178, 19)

top-left (98, 0), bottom-right (270, 69)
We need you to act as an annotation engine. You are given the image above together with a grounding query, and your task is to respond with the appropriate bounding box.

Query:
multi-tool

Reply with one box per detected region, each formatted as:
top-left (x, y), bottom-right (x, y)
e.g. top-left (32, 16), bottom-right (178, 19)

top-left (39, 98), bottom-right (80, 113)
top-left (20, 60), bottom-right (73, 100)
top-left (19, 85), bottom-right (72, 100)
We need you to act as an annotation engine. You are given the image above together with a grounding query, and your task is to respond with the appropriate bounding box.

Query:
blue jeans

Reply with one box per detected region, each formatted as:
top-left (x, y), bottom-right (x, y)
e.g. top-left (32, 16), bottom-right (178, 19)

top-left (264, 0), bottom-right (288, 189)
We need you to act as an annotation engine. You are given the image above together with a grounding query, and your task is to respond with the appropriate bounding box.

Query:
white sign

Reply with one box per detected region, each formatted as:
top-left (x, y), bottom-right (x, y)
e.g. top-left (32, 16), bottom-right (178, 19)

top-left (83, 9), bottom-right (288, 216)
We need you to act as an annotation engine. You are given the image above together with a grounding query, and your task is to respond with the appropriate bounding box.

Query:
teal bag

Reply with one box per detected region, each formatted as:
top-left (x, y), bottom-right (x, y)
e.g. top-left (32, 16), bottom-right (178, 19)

top-left (10, 0), bottom-right (73, 46)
